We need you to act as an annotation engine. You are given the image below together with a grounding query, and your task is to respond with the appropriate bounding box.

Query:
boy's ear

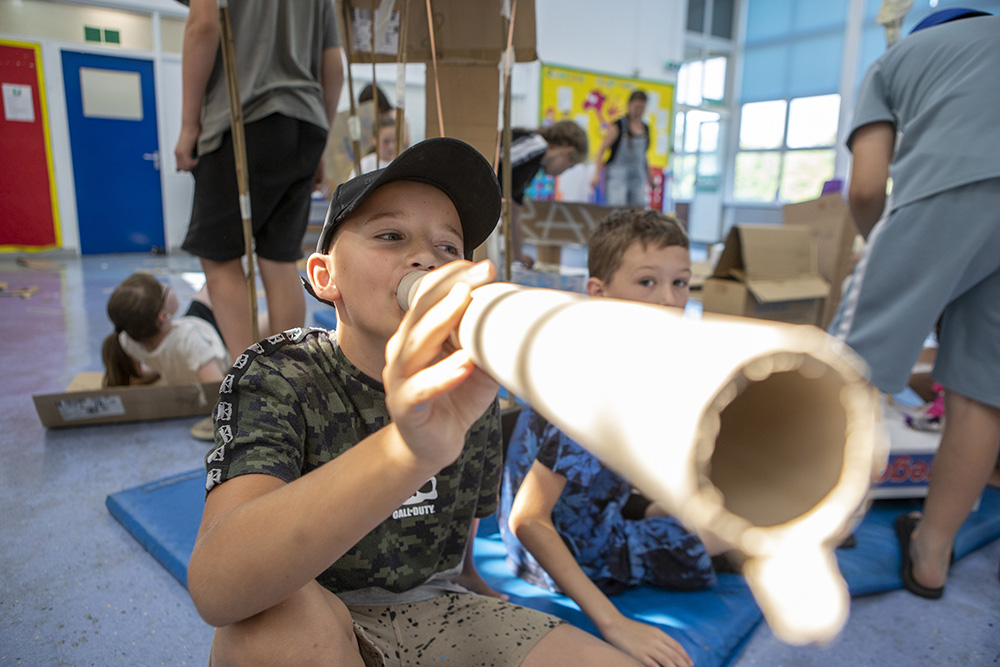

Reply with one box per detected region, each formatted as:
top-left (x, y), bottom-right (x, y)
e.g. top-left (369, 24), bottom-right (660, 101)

top-left (307, 252), bottom-right (341, 303)
top-left (585, 276), bottom-right (607, 298)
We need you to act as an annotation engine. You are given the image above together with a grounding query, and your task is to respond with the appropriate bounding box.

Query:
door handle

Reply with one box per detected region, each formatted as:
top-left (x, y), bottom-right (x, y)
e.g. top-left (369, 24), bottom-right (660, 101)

top-left (142, 151), bottom-right (160, 171)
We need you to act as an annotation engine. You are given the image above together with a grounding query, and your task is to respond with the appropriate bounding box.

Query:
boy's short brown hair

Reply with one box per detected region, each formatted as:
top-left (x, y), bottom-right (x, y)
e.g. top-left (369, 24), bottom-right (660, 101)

top-left (538, 121), bottom-right (589, 163)
top-left (587, 208), bottom-right (689, 284)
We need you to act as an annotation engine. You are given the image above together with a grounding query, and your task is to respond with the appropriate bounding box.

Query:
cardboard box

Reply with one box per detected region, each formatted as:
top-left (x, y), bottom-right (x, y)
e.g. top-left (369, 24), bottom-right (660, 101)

top-left (702, 225), bottom-right (830, 325)
top-left (339, 0), bottom-right (537, 65)
top-left (782, 194), bottom-right (859, 330)
top-left (870, 399), bottom-right (939, 499)
top-left (33, 372), bottom-right (220, 428)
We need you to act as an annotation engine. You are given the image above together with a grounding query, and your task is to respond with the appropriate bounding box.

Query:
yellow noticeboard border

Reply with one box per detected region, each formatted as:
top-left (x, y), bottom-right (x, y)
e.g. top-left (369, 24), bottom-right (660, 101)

top-left (0, 38), bottom-right (62, 253)
top-left (539, 62), bottom-right (674, 169)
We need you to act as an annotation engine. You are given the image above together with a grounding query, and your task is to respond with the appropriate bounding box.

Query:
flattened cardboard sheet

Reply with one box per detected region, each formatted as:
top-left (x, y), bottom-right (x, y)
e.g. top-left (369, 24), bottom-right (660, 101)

top-left (33, 373), bottom-right (220, 428)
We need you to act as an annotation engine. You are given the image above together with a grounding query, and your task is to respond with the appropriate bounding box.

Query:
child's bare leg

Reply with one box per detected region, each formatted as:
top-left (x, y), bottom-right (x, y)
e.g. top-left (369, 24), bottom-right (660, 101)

top-left (209, 581), bottom-right (365, 667)
top-left (911, 390), bottom-right (1000, 590)
top-left (201, 257), bottom-right (254, 361)
top-left (258, 257), bottom-right (305, 337)
top-left (520, 624), bottom-right (646, 667)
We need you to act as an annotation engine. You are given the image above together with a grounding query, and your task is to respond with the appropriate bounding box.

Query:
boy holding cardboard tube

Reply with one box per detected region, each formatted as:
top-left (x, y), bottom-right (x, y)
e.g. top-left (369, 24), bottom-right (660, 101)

top-left (501, 208), bottom-right (726, 667)
top-left (190, 138), bottom-right (648, 666)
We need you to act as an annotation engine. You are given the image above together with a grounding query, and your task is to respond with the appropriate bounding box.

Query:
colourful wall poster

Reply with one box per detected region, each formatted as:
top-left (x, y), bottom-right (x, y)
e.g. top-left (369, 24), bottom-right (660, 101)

top-left (539, 63), bottom-right (674, 169)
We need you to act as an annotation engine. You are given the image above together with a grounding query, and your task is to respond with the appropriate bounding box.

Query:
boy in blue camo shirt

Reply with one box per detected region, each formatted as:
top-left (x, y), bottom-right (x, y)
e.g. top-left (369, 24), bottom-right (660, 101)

top-left (189, 138), bottom-right (655, 666)
top-left (501, 209), bottom-right (725, 667)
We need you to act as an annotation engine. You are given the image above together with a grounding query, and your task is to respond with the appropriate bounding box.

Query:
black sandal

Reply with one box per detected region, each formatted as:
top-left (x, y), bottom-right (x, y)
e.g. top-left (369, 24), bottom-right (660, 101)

top-left (895, 513), bottom-right (945, 599)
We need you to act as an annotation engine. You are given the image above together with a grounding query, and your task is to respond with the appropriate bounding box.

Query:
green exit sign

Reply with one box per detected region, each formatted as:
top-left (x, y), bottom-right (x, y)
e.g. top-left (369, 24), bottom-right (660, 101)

top-left (83, 26), bottom-right (122, 45)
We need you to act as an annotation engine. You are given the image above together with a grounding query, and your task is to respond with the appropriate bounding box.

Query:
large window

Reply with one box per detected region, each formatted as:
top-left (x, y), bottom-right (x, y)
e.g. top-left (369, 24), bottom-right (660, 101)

top-left (733, 93), bottom-right (839, 202)
top-left (673, 107), bottom-right (722, 200)
top-left (673, 55), bottom-right (728, 200)
top-left (675, 0), bottom-right (733, 202)
top-left (734, 0), bottom-right (850, 204)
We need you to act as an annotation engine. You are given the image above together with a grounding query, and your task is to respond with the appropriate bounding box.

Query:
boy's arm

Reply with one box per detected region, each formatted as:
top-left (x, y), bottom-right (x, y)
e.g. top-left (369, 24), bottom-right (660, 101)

top-left (189, 424), bottom-right (437, 627)
top-left (188, 261), bottom-right (499, 628)
top-left (509, 461), bottom-right (692, 667)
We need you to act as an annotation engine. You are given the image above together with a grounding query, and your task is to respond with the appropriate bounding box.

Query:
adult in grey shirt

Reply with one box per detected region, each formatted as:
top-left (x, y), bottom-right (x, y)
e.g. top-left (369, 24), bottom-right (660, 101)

top-left (175, 0), bottom-right (344, 361)
top-left (830, 10), bottom-right (1000, 599)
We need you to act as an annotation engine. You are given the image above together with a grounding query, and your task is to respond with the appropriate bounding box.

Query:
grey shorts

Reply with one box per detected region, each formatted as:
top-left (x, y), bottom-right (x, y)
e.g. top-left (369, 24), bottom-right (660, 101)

top-left (829, 177), bottom-right (1000, 407)
top-left (348, 592), bottom-right (563, 667)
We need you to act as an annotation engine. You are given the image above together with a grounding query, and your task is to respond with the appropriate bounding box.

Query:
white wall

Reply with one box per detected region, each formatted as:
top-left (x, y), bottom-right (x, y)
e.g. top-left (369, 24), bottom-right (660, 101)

top-left (535, 0), bottom-right (685, 79)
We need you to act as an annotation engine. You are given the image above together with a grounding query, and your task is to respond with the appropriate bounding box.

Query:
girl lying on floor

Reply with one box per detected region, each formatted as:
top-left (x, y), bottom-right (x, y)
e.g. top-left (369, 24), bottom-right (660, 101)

top-left (101, 272), bottom-right (229, 388)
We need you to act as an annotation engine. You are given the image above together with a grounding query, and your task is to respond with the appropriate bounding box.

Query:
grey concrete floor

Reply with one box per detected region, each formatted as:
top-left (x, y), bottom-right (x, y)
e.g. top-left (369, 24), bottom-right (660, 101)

top-left (1, 252), bottom-right (997, 666)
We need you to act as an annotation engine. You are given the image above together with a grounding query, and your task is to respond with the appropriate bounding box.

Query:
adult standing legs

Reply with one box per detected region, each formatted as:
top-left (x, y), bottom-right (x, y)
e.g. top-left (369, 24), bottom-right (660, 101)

top-left (258, 257), bottom-right (305, 338)
top-left (907, 392), bottom-right (1000, 591)
top-left (201, 257), bottom-right (254, 361)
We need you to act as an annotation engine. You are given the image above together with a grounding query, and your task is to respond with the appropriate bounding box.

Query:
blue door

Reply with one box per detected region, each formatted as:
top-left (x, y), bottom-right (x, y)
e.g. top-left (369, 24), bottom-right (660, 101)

top-left (62, 50), bottom-right (165, 254)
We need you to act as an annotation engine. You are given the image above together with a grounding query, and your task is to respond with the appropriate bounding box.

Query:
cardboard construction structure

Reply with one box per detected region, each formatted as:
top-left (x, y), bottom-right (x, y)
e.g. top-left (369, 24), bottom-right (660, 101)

top-left (517, 199), bottom-right (618, 265)
top-left (339, 0), bottom-right (536, 64)
top-left (702, 225), bottom-right (831, 326)
top-left (338, 0), bottom-right (537, 159)
top-left (33, 372), bottom-right (219, 428)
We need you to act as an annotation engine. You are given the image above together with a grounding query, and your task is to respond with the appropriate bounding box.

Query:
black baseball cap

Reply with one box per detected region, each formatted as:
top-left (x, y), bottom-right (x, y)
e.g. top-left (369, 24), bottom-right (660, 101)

top-left (314, 137), bottom-right (501, 258)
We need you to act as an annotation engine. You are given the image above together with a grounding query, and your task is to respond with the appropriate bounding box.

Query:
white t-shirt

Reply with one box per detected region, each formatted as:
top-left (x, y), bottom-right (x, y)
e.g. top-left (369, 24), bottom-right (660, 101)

top-left (119, 317), bottom-right (229, 385)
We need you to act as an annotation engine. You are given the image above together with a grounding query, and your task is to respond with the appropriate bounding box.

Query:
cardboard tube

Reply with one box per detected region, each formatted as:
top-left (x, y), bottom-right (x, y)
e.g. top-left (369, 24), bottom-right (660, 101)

top-left (398, 273), bottom-right (887, 644)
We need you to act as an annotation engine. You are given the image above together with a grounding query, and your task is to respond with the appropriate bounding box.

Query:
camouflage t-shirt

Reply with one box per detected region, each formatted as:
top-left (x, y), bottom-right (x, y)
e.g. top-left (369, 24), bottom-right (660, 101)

top-left (205, 328), bottom-right (502, 596)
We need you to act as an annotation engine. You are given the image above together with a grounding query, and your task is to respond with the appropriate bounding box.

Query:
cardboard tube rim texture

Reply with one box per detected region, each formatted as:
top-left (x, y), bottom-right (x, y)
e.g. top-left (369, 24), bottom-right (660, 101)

top-left (397, 275), bottom-right (884, 548)
top-left (398, 275), bottom-right (887, 643)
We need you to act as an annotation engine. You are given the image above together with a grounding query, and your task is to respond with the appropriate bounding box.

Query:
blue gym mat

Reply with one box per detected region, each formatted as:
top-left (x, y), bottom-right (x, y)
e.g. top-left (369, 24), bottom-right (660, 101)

top-left (107, 473), bottom-right (1000, 667)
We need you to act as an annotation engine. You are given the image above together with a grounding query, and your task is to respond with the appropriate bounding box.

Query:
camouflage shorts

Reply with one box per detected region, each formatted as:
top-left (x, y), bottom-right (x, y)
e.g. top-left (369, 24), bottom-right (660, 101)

top-left (349, 592), bottom-right (563, 666)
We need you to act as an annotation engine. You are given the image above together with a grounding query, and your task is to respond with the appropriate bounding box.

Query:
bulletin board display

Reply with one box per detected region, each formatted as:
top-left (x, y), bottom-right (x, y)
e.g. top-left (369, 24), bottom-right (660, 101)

top-left (539, 63), bottom-right (674, 169)
top-left (0, 40), bottom-right (60, 250)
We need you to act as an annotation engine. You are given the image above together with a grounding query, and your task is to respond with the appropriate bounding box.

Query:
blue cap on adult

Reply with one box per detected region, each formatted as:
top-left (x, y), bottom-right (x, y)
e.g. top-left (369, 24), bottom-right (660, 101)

top-left (909, 7), bottom-right (990, 34)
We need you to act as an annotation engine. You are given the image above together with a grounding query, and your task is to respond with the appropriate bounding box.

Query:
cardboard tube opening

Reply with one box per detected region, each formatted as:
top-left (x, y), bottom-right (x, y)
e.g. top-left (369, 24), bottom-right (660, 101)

top-left (706, 359), bottom-right (848, 528)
